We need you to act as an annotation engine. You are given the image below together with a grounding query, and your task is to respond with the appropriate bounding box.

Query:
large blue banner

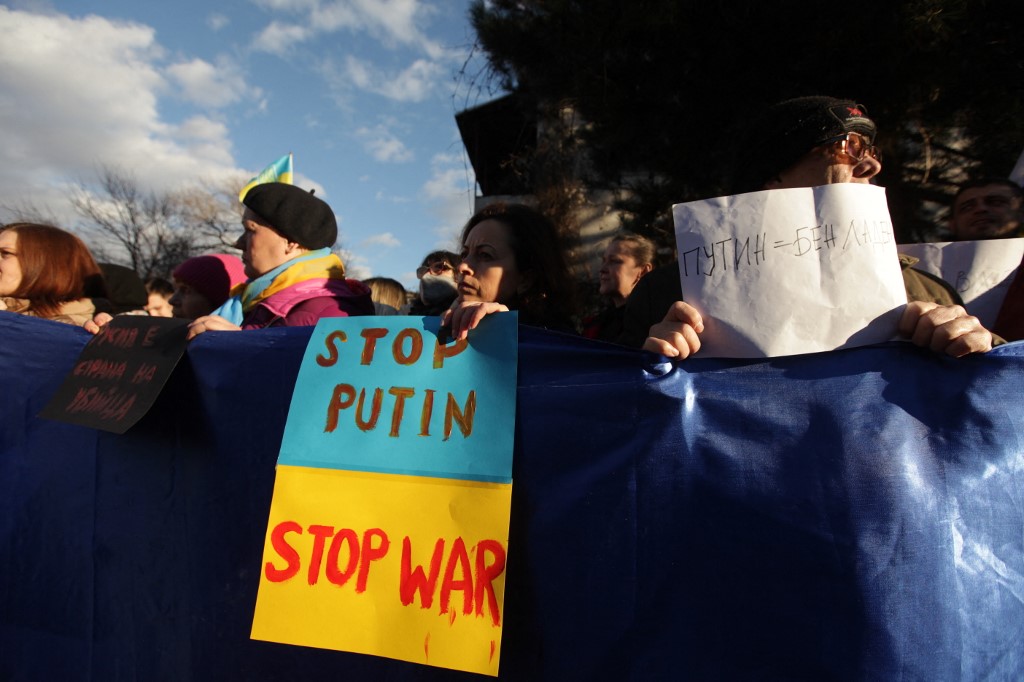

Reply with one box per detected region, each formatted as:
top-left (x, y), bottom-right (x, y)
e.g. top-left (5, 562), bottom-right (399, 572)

top-left (1, 311), bottom-right (1022, 680)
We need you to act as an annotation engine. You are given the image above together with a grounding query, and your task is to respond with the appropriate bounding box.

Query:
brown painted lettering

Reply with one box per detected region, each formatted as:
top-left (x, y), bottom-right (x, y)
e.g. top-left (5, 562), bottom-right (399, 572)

top-left (316, 330), bottom-right (347, 367)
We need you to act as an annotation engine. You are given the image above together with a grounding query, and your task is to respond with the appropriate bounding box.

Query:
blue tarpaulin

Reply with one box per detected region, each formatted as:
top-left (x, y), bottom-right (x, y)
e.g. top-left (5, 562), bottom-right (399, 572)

top-left (1, 311), bottom-right (1022, 680)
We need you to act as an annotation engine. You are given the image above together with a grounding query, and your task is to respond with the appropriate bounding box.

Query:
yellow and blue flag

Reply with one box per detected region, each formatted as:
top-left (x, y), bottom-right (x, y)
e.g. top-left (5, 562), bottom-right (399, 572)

top-left (239, 153), bottom-right (293, 201)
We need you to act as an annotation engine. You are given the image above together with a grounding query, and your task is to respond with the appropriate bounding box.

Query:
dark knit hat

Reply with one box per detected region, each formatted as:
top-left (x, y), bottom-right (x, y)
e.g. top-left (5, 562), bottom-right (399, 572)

top-left (172, 254), bottom-right (248, 307)
top-left (732, 96), bottom-right (877, 193)
top-left (241, 183), bottom-right (338, 250)
top-left (98, 263), bottom-right (148, 314)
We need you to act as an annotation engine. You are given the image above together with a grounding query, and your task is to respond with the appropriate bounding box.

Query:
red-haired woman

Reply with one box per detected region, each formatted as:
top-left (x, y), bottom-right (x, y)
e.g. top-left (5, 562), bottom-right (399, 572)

top-left (0, 223), bottom-right (108, 325)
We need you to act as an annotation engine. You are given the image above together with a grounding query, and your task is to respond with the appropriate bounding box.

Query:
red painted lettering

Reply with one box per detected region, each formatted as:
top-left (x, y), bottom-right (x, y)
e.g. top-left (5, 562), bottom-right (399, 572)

top-left (399, 536), bottom-right (445, 608)
top-left (265, 521), bottom-right (302, 582)
top-left (306, 524), bottom-right (335, 585)
top-left (439, 537), bottom-right (474, 616)
top-left (326, 528), bottom-right (360, 587)
top-left (474, 539), bottom-right (506, 626)
top-left (356, 528), bottom-right (389, 593)
top-left (142, 325), bottom-right (159, 347)
top-left (131, 363), bottom-right (157, 384)
top-left (96, 325), bottom-right (138, 348)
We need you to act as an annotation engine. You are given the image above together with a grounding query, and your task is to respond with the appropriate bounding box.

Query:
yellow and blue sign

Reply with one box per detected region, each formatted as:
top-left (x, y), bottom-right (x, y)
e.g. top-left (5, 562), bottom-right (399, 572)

top-left (251, 314), bottom-right (518, 676)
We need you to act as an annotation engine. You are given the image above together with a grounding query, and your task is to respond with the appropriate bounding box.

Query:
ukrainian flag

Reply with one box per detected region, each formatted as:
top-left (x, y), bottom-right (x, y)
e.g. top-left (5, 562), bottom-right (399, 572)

top-left (238, 153), bottom-right (294, 201)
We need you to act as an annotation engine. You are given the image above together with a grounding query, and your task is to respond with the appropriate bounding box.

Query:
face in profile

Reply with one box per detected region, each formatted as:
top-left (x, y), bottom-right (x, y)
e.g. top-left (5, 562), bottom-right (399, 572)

top-left (951, 185), bottom-right (1022, 240)
top-left (599, 240), bottom-right (651, 305)
top-left (145, 292), bottom-right (173, 317)
top-left (235, 208), bottom-right (295, 279)
top-left (456, 219), bottom-right (525, 306)
top-left (766, 135), bottom-right (882, 190)
top-left (169, 279), bottom-right (215, 320)
top-left (0, 230), bottom-right (23, 297)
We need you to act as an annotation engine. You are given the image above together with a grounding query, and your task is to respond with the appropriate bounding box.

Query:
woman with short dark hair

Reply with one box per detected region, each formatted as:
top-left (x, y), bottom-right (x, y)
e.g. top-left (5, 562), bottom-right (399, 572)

top-left (443, 203), bottom-right (577, 338)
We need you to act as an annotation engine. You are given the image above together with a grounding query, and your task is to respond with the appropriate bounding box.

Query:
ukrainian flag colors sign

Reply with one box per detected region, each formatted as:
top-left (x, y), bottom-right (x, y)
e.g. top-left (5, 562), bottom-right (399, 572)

top-left (251, 315), bottom-right (518, 676)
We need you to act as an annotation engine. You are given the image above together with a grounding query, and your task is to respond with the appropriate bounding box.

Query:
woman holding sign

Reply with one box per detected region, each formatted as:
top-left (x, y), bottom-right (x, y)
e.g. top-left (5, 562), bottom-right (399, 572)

top-left (442, 203), bottom-right (577, 339)
top-left (0, 223), bottom-right (108, 325)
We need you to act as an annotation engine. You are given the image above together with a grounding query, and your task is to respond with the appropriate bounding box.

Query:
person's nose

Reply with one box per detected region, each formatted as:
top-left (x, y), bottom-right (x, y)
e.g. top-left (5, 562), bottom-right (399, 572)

top-left (233, 233), bottom-right (247, 250)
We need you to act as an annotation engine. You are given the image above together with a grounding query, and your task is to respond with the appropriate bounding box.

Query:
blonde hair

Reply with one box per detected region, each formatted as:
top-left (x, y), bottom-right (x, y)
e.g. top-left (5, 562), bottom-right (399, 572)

top-left (363, 277), bottom-right (408, 312)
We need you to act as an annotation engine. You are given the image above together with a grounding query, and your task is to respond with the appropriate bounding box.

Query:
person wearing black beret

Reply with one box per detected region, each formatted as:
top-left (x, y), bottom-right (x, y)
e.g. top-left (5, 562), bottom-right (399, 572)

top-left (186, 182), bottom-right (372, 338)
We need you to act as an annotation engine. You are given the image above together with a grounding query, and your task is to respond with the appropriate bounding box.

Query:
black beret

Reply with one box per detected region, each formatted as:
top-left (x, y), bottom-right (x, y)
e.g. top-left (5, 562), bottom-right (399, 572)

top-left (242, 183), bottom-right (338, 250)
top-left (732, 96), bottom-right (877, 193)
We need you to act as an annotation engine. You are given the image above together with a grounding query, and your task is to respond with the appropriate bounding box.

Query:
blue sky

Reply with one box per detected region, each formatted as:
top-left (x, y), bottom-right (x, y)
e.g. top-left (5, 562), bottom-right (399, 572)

top-left (0, 0), bottom-right (497, 287)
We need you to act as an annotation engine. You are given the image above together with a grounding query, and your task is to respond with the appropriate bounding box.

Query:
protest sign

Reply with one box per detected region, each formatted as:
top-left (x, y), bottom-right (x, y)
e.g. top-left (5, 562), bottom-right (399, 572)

top-left (672, 183), bottom-right (906, 358)
top-left (898, 238), bottom-right (1024, 328)
top-left (39, 316), bottom-right (189, 433)
top-left (252, 314), bottom-right (518, 677)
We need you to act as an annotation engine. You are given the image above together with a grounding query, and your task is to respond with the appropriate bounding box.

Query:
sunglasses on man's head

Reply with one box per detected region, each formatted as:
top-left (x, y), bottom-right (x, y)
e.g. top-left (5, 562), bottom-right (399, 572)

top-left (416, 262), bottom-right (454, 278)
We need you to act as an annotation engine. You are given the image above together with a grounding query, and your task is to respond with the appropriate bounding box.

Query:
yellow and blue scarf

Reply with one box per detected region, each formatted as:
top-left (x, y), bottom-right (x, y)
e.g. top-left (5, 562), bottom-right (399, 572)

top-left (212, 249), bottom-right (346, 325)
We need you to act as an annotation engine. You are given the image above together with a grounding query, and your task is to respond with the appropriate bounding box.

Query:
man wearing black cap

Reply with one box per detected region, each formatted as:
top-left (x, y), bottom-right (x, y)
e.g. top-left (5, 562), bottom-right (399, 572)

top-left (620, 95), bottom-right (995, 360)
top-left (187, 183), bottom-right (372, 338)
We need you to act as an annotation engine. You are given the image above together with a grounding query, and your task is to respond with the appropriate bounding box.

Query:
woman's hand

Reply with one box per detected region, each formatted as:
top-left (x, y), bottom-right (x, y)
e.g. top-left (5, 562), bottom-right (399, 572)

top-left (440, 300), bottom-right (510, 341)
top-left (187, 315), bottom-right (241, 340)
top-left (83, 312), bottom-right (114, 335)
top-left (642, 301), bottom-right (704, 359)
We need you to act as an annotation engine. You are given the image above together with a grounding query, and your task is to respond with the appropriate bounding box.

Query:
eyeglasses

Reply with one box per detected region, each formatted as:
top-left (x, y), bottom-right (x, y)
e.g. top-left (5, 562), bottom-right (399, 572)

top-left (822, 132), bottom-right (882, 165)
top-left (416, 262), bottom-right (453, 278)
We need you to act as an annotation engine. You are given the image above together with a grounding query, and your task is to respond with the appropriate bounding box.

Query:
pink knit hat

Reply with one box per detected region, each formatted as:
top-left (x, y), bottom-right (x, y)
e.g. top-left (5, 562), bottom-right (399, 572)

top-left (172, 254), bottom-right (247, 308)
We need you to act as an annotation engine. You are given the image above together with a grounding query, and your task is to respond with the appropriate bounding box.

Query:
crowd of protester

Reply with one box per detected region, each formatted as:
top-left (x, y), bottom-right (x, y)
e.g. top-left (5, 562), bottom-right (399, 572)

top-left (1, 95), bottom-right (1022, 357)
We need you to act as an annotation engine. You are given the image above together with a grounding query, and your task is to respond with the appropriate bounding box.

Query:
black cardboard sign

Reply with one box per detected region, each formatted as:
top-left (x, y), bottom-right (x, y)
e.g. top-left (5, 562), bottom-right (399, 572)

top-left (40, 316), bottom-right (190, 433)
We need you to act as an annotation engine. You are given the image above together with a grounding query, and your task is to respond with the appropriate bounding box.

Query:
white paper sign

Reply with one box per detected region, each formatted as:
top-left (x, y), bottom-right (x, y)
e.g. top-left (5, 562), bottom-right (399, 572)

top-left (672, 184), bottom-right (906, 358)
top-left (897, 239), bottom-right (1023, 328)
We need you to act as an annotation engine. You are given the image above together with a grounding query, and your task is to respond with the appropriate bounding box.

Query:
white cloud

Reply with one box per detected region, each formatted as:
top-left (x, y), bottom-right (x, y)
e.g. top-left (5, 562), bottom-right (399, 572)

top-left (207, 13), bottom-right (229, 31)
top-left (362, 232), bottom-right (401, 248)
top-left (343, 56), bottom-right (443, 102)
top-left (0, 8), bottom-right (242, 225)
top-left (355, 124), bottom-right (413, 163)
top-left (422, 152), bottom-right (475, 246)
top-left (291, 173), bottom-right (326, 198)
top-left (335, 247), bottom-right (371, 280)
top-left (252, 20), bottom-right (310, 55)
top-left (252, 0), bottom-right (319, 11)
top-left (252, 0), bottom-right (442, 55)
top-left (167, 57), bottom-right (256, 108)
top-left (374, 190), bottom-right (411, 204)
